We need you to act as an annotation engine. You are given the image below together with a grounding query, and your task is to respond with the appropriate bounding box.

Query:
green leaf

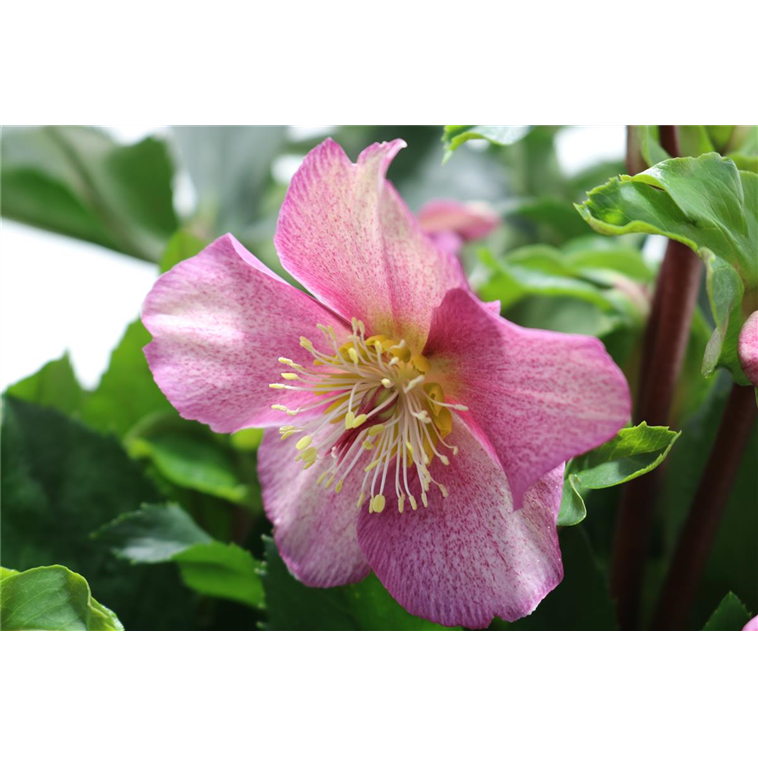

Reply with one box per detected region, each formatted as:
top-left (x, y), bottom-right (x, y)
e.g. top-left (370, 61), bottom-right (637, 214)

top-left (159, 230), bottom-right (207, 273)
top-left (478, 244), bottom-right (649, 326)
top-left (1, 565), bottom-right (124, 631)
top-left (701, 250), bottom-right (746, 380)
top-left (127, 432), bottom-right (250, 504)
top-left (261, 537), bottom-right (457, 630)
top-left (82, 319), bottom-right (172, 437)
top-left (576, 154), bottom-right (758, 380)
top-left (557, 474), bottom-right (587, 527)
top-left (493, 527), bottom-right (616, 630)
top-left (634, 126), bottom-right (670, 167)
top-left (574, 423), bottom-right (681, 490)
top-left (1, 126), bottom-right (177, 262)
top-left (93, 503), bottom-right (213, 563)
top-left (1, 396), bottom-right (197, 629)
top-left (702, 592), bottom-right (750, 631)
top-left (171, 126), bottom-right (286, 235)
top-left (6, 353), bottom-right (83, 415)
top-left (727, 126), bottom-right (758, 172)
top-left (95, 504), bottom-right (264, 609)
top-left (442, 125), bottom-right (531, 163)
top-left (173, 542), bottom-right (264, 609)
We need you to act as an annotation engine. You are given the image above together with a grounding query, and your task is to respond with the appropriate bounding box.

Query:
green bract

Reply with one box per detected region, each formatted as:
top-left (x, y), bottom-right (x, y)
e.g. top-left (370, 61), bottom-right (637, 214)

top-left (702, 592), bottom-right (750, 631)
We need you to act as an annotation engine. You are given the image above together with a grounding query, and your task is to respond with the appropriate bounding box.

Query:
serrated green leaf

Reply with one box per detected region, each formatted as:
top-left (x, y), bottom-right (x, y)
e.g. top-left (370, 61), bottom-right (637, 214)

top-left (95, 504), bottom-right (264, 608)
top-left (260, 537), bottom-right (457, 630)
top-left (442, 125), bottom-right (531, 163)
top-left (702, 592), bottom-right (750, 631)
top-left (94, 503), bottom-right (213, 563)
top-left (127, 432), bottom-right (249, 504)
top-left (1, 396), bottom-right (197, 629)
top-left (82, 319), bottom-right (172, 437)
top-left (576, 154), bottom-right (758, 381)
top-left (1, 126), bottom-right (177, 261)
top-left (174, 542), bottom-right (264, 609)
top-left (6, 353), bottom-right (83, 415)
top-left (1, 565), bottom-right (123, 631)
top-left (575, 423), bottom-right (680, 490)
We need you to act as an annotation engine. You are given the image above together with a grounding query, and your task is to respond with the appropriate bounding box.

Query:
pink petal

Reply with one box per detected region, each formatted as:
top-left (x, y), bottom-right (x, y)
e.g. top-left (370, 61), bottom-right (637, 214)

top-left (356, 420), bottom-right (564, 628)
top-left (424, 288), bottom-right (631, 508)
top-left (738, 311), bottom-right (758, 387)
top-left (274, 139), bottom-right (468, 352)
top-left (427, 229), bottom-right (466, 258)
top-left (142, 233), bottom-right (350, 433)
top-left (258, 429), bottom-right (370, 587)
top-left (743, 616), bottom-right (758, 631)
top-left (417, 199), bottom-right (500, 241)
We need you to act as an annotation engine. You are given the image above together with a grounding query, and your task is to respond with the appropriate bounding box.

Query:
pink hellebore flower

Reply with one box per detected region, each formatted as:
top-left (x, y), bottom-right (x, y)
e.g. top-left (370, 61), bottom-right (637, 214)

top-left (416, 199), bottom-right (500, 257)
top-left (142, 139), bottom-right (630, 628)
top-left (738, 311), bottom-right (758, 387)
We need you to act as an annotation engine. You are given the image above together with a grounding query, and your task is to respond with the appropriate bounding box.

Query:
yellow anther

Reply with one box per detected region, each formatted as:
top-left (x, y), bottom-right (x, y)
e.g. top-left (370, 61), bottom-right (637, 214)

top-left (421, 491), bottom-right (429, 508)
top-left (299, 337), bottom-right (313, 350)
top-left (295, 435), bottom-right (312, 451)
top-left (381, 378), bottom-right (393, 388)
top-left (269, 383), bottom-right (286, 389)
top-left (271, 404), bottom-right (289, 412)
top-left (398, 494), bottom-right (405, 513)
top-left (302, 448), bottom-right (318, 463)
top-left (281, 373), bottom-right (299, 381)
top-left (411, 354), bottom-right (431, 374)
top-left (439, 455), bottom-right (450, 466)
top-left (370, 494), bottom-right (386, 513)
top-left (356, 491), bottom-right (366, 509)
top-left (439, 484), bottom-right (449, 498)
top-left (409, 495), bottom-right (418, 511)
top-left (335, 480), bottom-right (344, 494)
top-left (348, 347), bottom-right (359, 364)
top-left (352, 413), bottom-right (368, 428)
top-left (362, 440), bottom-right (374, 450)
top-left (279, 430), bottom-right (295, 440)
top-left (317, 471), bottom-right (328, 485)
top-left (345, 411), bottom-right (355, 429)
top-left (368, 424), bottom-right (384, 436)
top-left (303, 459), bottom-right (317, 470)
top-left (364, 460), bottom-right (380, 472)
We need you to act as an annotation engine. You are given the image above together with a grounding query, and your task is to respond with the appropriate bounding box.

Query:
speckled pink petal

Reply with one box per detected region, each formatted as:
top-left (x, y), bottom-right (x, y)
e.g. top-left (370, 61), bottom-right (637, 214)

top-left (258, 429), bottom-right (370, 587)
top-left (274, 139), bottom-right (468, 352)
top-left (738, 311), bottom-right (758, 387)
top-left (417, 199), bottom-right (500, 241)
top-left (356, 419), bottom-right (564, 628)
top-left (424, 288), bottom-right (631, 509)
top-left (743, 616), bottom-right (758, 631)
top-left (142, 234), bottom-right (350, 433)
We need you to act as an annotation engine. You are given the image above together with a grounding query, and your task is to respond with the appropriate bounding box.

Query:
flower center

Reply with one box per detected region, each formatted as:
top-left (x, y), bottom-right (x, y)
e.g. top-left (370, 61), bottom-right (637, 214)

top-left (270, 318), bottom-right (467, 514)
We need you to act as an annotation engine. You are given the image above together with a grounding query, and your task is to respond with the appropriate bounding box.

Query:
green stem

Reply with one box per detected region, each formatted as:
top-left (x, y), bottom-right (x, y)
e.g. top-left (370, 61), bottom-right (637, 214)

top-left (652, 383), bottom-right (756, 630)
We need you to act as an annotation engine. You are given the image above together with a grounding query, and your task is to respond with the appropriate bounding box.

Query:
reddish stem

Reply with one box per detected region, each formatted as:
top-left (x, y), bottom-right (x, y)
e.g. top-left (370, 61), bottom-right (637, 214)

top-left (652, 384), bottom-right (756, 630)
top-left (610, 125), bottom-right (702, 630)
